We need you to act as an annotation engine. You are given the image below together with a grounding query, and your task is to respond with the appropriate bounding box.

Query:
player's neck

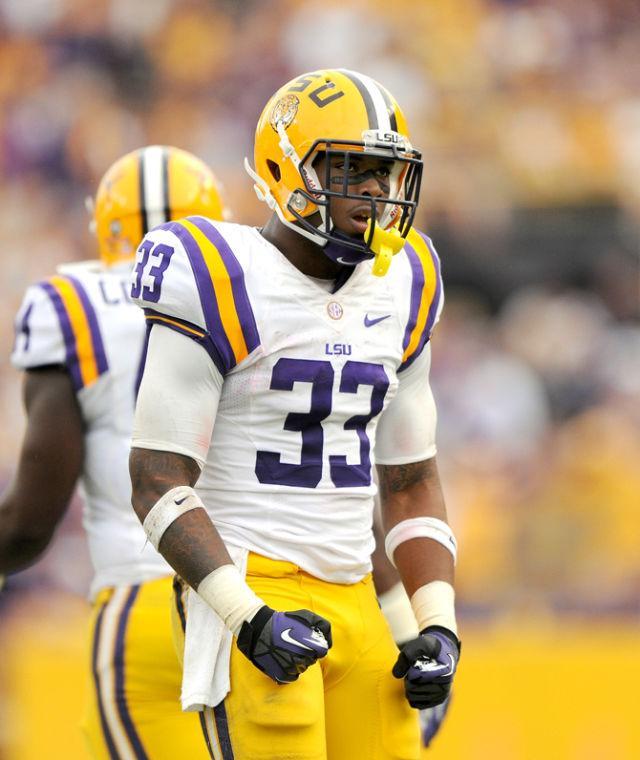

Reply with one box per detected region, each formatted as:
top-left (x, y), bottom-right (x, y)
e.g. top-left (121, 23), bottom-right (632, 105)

top-left (260, 215), bottom-right (343, 280)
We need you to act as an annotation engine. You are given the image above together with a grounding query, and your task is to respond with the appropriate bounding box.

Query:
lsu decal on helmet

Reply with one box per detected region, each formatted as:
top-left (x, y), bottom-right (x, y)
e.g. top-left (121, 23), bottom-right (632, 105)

top-left (92, 145), bottom-right (227, 268)
top-left (245, 69), bottom-right (423, 274)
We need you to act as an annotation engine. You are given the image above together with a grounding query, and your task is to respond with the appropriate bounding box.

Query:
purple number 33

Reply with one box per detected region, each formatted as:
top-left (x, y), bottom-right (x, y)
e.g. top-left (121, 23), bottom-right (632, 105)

top-left (131, 239), bottom-right (174, 302)
top-left (256, 358), bottom-right (389, 489)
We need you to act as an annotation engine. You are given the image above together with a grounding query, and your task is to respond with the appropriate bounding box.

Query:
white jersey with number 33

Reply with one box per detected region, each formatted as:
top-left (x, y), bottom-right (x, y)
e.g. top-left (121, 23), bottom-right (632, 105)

top-left (131, 218), bottom-right (443, 583)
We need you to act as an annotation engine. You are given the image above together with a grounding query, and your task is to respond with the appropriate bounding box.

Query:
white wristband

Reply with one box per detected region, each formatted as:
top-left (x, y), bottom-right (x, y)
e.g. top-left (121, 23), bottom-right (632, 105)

top-left (411, 580), bottom-right (457, 635)
top-left (385, 517), bottom-right (457, 567)
top-left (378, 582), bottom-right (419, 644)
top-left (197, 564), bottom-right (265, 637)
top-left (142, 486), bottom-right (206, 550)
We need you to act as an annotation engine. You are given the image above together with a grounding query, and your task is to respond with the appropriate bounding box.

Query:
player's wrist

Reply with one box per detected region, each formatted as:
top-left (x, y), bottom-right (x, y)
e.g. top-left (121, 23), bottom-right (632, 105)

top-left (378, 581), bottom-right (419, 645)
top-left (410, 580), bottom-right (457, 636)
top-left (196, 564), bottom-right (265, 636)
top-left (420, 624), bottom-right (461, 656)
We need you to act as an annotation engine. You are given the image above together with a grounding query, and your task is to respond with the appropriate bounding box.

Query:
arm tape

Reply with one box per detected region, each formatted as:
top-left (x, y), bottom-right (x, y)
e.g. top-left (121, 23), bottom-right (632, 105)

top-left (378, 582), bottom-right (419, 644)
top-left (411, 580), bottom-right (457, 635)
top-left (197, 564), bottom-right (265, 637)
top-left (142, 486), bottom-right (206, 551)
top-left (384, 517), bottom-right (457, 567)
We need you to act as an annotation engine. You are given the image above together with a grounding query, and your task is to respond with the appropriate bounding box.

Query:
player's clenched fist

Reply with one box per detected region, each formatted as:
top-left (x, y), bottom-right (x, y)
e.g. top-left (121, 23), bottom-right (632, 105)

top-left (237, 607), bottom-right (332, 683)
top-left (392, 626), bottom-right (460, 709)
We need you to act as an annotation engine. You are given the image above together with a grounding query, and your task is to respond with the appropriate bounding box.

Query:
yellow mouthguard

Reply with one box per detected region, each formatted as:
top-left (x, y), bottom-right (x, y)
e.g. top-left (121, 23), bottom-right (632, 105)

top-left (365, 221), bottom-right (405, 277)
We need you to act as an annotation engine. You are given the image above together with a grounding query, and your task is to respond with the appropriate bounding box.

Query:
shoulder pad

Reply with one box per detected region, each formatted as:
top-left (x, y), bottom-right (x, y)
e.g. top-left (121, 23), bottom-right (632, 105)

top-left (12, 274), bottom-right (109, 390)
top-left (398, 229), bottom-right (444, 372)
top-left (131, 216), bottom-right (260, 375)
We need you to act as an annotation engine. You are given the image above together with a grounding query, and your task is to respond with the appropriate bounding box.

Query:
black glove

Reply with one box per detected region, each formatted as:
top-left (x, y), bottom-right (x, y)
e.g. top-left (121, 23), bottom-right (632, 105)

top-left (392, 625), bottom-right (460, 709)
top-left (237, 605), bottom-right (332, 684)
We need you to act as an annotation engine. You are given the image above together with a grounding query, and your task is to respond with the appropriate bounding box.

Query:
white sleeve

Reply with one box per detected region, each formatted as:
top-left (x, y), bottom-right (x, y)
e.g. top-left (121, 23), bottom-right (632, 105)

top-left (375, 344), bottom-right (438, 465)
top-left (11, 284), bottom-right (66, 370)
top-left (132, 324), bottom-right (223, 469)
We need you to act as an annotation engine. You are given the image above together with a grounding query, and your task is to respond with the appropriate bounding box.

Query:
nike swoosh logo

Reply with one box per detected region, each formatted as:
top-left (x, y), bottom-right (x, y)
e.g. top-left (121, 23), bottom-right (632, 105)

top-left (281, 628), bottom-right (313, 650)
top-left (364, 314), bottom-right (391, 327)
top-left (336, 257), bottom-right (356, 265)
top-left (174, 496), bottom-right (188, 505)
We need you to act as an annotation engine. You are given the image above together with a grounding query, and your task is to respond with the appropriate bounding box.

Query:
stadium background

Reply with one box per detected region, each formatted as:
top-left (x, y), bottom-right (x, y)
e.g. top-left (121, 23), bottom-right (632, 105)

top-left (0, 0), bottom-right (638, 757)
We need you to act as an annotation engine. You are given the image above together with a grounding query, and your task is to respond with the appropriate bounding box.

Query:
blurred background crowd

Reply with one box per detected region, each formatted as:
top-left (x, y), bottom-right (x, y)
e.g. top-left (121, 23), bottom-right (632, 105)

top-left (0, 0), bottom-right (638, 757)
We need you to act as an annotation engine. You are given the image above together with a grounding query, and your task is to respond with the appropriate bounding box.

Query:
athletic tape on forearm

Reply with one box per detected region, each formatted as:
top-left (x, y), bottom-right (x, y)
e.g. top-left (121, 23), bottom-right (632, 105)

top-left (411, 580), bottom-right (457, 635)
top-left (142, 486), bottom-right (206, 551)
top-left (378, 582), bottom-right (419, 644)
top-left (384, 517), bottom-right (457, 567)
top-left (196, 564), bottom-right (265, 637)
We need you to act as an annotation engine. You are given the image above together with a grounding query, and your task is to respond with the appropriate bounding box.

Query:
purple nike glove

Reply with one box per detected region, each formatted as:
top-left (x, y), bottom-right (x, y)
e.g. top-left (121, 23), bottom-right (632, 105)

top-left (392, 626), bottom-right (460, 709)
top-left (237, 606), bottom-right (332, 684)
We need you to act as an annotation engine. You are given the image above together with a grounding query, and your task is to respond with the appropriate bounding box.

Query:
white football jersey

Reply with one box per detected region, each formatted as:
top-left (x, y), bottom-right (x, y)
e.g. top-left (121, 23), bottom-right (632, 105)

top-left (132, 218), bottom-right (443, 583)
top-left (12, 261), bottom-right (171, 598)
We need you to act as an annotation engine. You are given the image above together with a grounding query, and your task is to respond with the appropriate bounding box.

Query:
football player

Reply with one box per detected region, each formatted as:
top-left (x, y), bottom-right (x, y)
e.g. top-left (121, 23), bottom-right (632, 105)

top-left (129, 69), bottom-right (460, 760)
top-left (0, 146), bottom-right (226, 759)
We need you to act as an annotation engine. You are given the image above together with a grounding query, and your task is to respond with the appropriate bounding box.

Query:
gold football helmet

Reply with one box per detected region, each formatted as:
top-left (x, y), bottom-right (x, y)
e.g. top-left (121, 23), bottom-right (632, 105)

top-left (245, 69), bottom-right (423, 269)
top-left (92, 145), bottom-right (227, 267)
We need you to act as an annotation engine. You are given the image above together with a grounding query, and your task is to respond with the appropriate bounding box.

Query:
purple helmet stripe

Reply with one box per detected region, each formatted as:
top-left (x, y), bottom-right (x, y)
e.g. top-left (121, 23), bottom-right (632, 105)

top-left (91, 601), bottom-right (120, 760)
top-left (187, 216), bottom-right (260, 356)
top-left (66, 275), bottom-right (109, 374)
top-left (39, 281), bottom-right (84, 391)
top-left (113, 586), bottom-right (149, 760)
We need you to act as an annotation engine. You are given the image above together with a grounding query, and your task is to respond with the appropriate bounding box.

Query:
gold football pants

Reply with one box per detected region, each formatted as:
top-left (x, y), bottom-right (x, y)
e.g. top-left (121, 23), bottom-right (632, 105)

top-left (173, 553), bottom-right (421, 760)
top-left (82, 575), bottom-right (210, 759)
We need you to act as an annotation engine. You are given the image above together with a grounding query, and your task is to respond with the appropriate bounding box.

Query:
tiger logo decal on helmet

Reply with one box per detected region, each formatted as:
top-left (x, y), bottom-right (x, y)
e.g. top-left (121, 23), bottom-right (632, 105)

top-left (245, 69), bottom-right (423, 272)
top-left (91, 145), bottom-right (228, 268)
top-left (269, 94), bottom-right (300, 132)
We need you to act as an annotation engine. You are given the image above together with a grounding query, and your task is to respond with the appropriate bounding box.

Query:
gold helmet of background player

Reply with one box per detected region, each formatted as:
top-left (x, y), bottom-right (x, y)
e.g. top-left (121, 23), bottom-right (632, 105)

top-left (245, 68), bottom-right (423, 259)
top-left (93, 145), bottom-right (227, 267)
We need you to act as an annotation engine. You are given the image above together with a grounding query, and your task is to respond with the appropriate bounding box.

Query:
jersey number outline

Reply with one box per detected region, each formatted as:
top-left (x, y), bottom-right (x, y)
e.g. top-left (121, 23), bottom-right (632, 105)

top-left (255, 358), bottom-right (389, 489)
top-left (131, 240), bottom-right (174, 303)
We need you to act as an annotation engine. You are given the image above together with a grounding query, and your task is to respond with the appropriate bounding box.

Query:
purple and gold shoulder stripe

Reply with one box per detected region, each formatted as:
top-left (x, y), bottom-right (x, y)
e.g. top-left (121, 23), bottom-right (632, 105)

top-left (39, 275), bottom-right (109, 390)
top-left (155, 217), bottom-right (260, 375)
top-left (399, 229), bottom-right (443, 372)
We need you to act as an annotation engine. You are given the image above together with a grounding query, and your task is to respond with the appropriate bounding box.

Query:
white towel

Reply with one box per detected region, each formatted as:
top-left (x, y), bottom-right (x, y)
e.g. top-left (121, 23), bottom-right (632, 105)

top-left (181, 546), bottom-right (249, 711)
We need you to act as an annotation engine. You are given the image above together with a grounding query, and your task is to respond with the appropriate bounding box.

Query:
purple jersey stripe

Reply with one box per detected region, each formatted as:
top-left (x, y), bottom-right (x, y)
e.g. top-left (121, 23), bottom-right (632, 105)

top-left (144, 308), bottom-right (227, 376)
top-left (91, 602), bottom-right (120, 760)
top-left (214, 702), bottom-right (236, 760)
top-left (400, 241), bottom-right (426, 355)
top-left (419, 232), bottom-right (443, 339)
top-left (66, 275), bottom-right (109, 374)
top-left (39, 281), bottom-right (83, 391)
top-left (157, 221), bottom-right (237, 373)
top-left (399, 233), bottom-right (443, 372)
top-left (188, 216), bottom-right (260, 355)
top-left (113, 585), bottom-right (150, 760)
top-left (134, 321), bottom-right (152, 400)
